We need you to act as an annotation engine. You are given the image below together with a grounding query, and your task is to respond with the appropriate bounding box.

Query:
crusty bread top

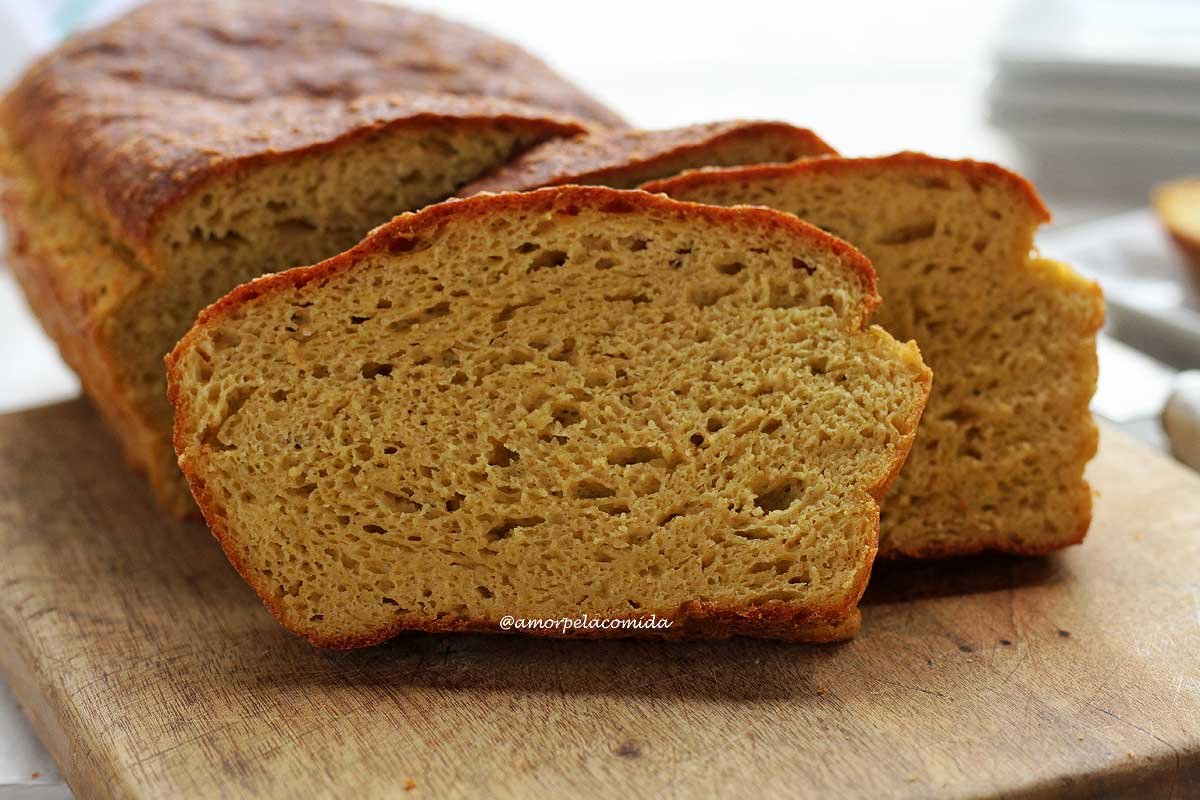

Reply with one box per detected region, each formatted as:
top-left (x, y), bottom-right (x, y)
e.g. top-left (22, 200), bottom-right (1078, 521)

top-left (0, 0), bottom-right (614, 249)
top-left (642, 151), bottom-right (1052, 223)
top-left (170, 187), bottom-right (879, 363)
top-left (458, 122), bottom-right (836, 195)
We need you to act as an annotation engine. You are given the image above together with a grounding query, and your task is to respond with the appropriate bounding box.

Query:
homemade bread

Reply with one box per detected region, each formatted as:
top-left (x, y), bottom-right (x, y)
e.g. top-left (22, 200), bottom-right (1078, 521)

top-left (166, 187), bottom-right (931, 647)
top-left (0, 0), bottom-right (616, 516)
top-left (645, 154), bottom-right (1104, 557)
top-left (458, 121), bottom-right (835, 195)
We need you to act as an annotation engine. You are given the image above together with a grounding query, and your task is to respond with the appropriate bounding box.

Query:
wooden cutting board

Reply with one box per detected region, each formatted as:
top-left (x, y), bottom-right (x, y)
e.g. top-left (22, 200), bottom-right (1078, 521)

top-left (0, 399), bottom-right (1198, 799)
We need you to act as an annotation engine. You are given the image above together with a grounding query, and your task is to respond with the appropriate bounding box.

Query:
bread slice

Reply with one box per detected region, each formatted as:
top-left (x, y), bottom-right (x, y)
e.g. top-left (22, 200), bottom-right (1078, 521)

top-left (645, 154), bottom-right (1105, 557)
top-left (0, 0), bottom-right (621, 517)
top-left (1154, 178), bottom-right (1200, 283)
top-left (458, 121), bottom-right (835, 195)
top-left (166, 186), bottom-right (931, 647)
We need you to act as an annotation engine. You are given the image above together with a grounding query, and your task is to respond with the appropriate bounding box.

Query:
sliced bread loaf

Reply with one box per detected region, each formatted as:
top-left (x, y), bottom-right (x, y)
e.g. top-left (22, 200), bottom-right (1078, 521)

top-left (166, 187), bottom-right (931, 647)
top-left (645, 154), bottom-right (1105, 557)
top-left (0, 0), bottom-right (614, 516)
top-left (458, 121), bottom-right (835, 195)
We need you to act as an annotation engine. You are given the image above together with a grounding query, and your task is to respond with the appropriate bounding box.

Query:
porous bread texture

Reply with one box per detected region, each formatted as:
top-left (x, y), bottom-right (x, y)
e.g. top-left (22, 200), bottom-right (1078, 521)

top-left (644, 154), bottom-right (1105, 557)
top-left (0, 118), bottom-right (575, 516)
top-left (458, 121), bottom-right (836, 196)
top-left (167, 187), bottom-right (931, 647)
top-left (0, 0), bottom-right (611, 517)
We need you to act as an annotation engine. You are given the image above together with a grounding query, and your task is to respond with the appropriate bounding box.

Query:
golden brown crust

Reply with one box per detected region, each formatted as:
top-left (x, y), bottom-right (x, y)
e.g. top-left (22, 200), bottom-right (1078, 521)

top-left (0, 0), bottom-right (616, 253)
top-left (641, 151), bottom-right (1054, 223)
top-left (458, 121), bottom-right (836, 195)
top-left (166, 186), bottom-right (903, 648)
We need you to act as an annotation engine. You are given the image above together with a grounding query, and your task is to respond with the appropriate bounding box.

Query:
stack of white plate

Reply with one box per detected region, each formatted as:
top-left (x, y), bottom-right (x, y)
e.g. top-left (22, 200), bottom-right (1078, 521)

top-left (989, 0), bottom-right (1200, 205)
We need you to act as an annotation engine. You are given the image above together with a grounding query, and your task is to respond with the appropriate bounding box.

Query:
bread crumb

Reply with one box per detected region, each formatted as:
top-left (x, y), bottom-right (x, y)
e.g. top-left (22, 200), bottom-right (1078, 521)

top-left (31, 772), bottom-right (39, 780)
top-left (405, 778), bottom-right (417, 791)
top-left (906, 774), bottom-right (919, 783)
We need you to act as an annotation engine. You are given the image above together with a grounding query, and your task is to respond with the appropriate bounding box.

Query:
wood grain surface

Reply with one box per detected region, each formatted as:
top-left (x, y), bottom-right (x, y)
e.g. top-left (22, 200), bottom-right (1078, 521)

top-left (0, 399), bottom-right (1198, 799)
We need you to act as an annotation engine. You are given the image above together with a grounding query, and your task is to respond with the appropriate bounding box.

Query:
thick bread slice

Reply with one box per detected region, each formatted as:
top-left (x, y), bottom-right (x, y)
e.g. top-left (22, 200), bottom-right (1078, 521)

top-left (0, 0), bottom-right (608, 516)
top-left (458, 122), bottom-right (835, 196)
top-left (166, 187), bottom-right (931, 647)
top-left (645, 154), bottom-right (1105, 557)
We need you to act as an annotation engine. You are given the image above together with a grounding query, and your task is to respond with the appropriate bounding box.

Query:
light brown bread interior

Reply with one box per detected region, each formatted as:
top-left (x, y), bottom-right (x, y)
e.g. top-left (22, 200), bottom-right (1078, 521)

top-left (1, 122), bottom-right (559, 515)
top-left (167, 187), bottom-right (931, 647)
top-left (645, 155), bottom-right (1104, 557)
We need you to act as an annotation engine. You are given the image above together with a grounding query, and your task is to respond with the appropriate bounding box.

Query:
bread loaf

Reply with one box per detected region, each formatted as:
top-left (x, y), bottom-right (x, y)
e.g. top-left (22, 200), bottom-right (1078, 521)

top-left (645, 154), bottom-right (1104, 557)
top-left (458, 121), bottom-right (835, 195)
top-left (0, 0), bottom-right (616, 515)
top-left (166, 186), bottom-right (931, 647)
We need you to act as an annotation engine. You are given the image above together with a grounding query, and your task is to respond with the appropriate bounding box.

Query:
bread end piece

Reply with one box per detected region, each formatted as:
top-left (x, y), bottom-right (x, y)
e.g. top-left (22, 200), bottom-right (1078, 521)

top-left (645, 154), bottom-right (1102, 559)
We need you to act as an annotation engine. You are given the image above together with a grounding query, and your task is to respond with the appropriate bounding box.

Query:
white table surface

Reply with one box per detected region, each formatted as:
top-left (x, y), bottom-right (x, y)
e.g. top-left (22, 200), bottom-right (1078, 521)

top-left (1, 0), bottom-right (1193, 796)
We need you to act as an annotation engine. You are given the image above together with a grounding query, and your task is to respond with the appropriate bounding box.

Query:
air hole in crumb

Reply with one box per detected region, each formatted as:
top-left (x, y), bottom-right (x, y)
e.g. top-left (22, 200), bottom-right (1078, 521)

top-left (706, 416), bottom-right (724, 433)
top-left (716, 261), bottom-right (745, 275)
top-left (515, 241), bottom-right (540, 253)
top-left (761, 418), bottom-right (782, 434)
top-left (486, 516), bottom-right (545, 541)
top-left (445, 493), bottom-right (465, 512)
top-left (211, 330), bottom-right (241, 351)
top-left (488, 441), bottom-right (519, 467)
top-left (600, 503), bottom-right (630, 516)
top-left (735, 528), bottom-right (772, 541)
top-left (363, 524), bottom-right (388, 534)
top-left (753, 479), bottom-right (805, 515)
top-left (792, 258), bottom-right (815, 275)
top-left (573, 479), bottom-right (616, 499)
top-left (350, 315), bottom-right (370, 325)
top-left (552, 404), bottom-right (582, 427)
top-left (818, 293), bottom-right (843, 314)
top-left (603, 291), bottom-right (652, 304)
top-left (361, 362), bottom-right (394, 379)
top-left (750, 558), bottom-right (795, 575)
top-left (607, 446), bottom-right (662, 466)
top-left (495, 296), bottom-right (542, 323)
top-left (876, 218), bottom-right (936, 245)
top-left (690, 433), bottom-right (705, 446)
top-left (476, 586), bottom-right (494, 599)
top-left (529, 249), bottom-right (568, 271)
top-left (380, 491), bottom-right (420, 514)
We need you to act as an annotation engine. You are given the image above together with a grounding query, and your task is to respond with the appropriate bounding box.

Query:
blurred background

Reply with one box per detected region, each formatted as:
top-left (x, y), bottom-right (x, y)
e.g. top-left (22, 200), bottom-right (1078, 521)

top-left (0, 1), bottom-right (1198, 796)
